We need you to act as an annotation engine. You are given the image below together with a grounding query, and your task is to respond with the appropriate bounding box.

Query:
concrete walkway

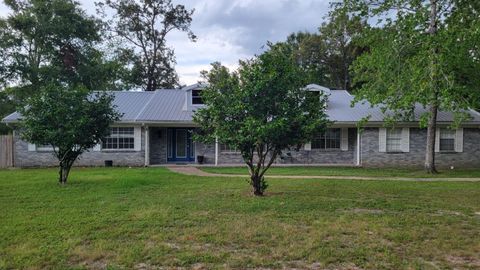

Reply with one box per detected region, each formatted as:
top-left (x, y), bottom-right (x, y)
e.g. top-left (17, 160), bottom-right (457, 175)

top-left (167, 166), bottom-right (480, 182)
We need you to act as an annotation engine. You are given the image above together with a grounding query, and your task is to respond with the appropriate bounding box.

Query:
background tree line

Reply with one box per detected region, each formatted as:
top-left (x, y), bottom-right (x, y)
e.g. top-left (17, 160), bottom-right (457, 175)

top-left (0, 0), bottom-right (479, 179)
top-left (0, 0), bottom-right (196, 133)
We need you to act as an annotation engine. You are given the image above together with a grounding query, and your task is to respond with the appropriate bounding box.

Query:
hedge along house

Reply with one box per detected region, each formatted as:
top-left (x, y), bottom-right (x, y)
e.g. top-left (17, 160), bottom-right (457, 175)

top-left (3, 83), bottom-right (480, 168)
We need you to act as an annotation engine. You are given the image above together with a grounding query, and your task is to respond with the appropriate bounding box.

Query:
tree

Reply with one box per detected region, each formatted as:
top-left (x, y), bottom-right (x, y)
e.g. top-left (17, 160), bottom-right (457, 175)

top-left (19, 85), bottom-right (121, 184)
top-left (98, 0), bottom-right (196, 90)
top-left (193, 45), bottom-right (329, 196)
top-left (341, 0), bottom-right (480, 173)
top-left (0, 90), bottom-right (15, 134)
top-left (0, 0), bottom-right (121, 100)
top-left (285, 8), bottom-right (368, 90)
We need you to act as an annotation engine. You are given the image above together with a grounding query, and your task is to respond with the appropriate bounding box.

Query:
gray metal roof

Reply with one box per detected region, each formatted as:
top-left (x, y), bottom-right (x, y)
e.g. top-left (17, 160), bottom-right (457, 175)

top-left (136, 89), bottom-right (194, 122)
top-left (3, 85), bottom-right (480, 125)
top-left (327, 90), bottom-right (480, 123)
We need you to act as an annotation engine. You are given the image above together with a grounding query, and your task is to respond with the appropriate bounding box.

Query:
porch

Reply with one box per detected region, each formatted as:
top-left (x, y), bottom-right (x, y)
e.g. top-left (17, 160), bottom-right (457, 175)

top-left (145, 126), bottom-right (218, 166)
top-left (144, 126), bottom-right (361, 167)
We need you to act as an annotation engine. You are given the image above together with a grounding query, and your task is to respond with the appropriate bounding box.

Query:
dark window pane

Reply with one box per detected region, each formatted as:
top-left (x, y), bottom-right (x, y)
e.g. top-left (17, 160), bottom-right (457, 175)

top-left (192, 90), bottom-right (203, 104)
top-left (440, 139), bottom-right (454, 151)
top-left (312, 128), bottom-right (340, 149)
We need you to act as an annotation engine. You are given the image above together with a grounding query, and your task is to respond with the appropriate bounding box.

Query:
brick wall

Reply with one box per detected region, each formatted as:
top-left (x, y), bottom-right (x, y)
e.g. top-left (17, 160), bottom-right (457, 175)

top-left (13, 127), bottom-right (146, 167)
top-left (361, 127), bottom-right (480, 168)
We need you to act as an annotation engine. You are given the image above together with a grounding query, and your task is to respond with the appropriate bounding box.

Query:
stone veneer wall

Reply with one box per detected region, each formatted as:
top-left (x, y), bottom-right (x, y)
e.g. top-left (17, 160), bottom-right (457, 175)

top-left (195, 128), bottom-right (358, 165)
top-left (149, 127), bottom-right (167, 165)
top-left (13, 126), bottom-right (480, 168)
top-left (13, 127), bottom-right (146, 167)
top-left (360, 127), bottom-right (480, 168)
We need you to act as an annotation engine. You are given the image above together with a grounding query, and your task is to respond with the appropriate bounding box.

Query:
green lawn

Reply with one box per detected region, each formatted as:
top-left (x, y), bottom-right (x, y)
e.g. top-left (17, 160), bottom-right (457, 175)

top-left (200, 166), bottom-right (480, 178)
top-left (1, 168), bottom-right (480, 269)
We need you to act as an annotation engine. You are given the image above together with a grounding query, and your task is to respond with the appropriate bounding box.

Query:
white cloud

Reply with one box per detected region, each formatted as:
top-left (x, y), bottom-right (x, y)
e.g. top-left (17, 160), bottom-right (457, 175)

top-left (0, 0), bottom-right (331, 86)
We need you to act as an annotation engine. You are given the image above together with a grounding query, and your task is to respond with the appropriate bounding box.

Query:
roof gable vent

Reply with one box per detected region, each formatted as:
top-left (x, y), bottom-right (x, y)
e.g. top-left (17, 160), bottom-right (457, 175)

top-left (304, 84), bottom-right (331, 95)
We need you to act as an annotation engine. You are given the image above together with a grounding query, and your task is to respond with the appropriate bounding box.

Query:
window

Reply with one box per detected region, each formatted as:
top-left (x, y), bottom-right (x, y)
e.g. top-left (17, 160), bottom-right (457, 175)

top-left (439, 129), bottom-right (455, 151)
top-left (312, 128), bottom-right (341, 149)
top-left (220, 144), bottom-right (239, 153)
top-left (192, 90), bottom-right (203, 105)
top-left (386, 128), bottom-right (402, 152)
top-left (36, 144), bottom-right (55, 151)
top-left (102, 127), bottom-right (135, 150)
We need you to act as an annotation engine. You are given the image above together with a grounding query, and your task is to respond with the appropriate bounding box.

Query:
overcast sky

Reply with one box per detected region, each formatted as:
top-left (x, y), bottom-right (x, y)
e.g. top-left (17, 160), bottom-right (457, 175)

top-left (0, 0), bottom-right (331, 86)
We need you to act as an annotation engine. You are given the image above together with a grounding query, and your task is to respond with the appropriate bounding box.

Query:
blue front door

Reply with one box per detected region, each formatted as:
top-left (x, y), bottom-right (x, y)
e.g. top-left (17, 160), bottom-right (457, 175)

top-left (167, 128), bottom-right (195, 162)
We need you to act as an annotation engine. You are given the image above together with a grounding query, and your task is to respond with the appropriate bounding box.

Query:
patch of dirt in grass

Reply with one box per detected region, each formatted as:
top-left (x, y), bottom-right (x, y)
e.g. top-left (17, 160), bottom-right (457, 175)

top-left (164, 242), bottom-right (181, 250)
top-left (284, 260), bottom-right (363, 270)
top-left (134, 262), bottom-right (162, 269)
top-left (68, 245), bottom-right (113, 270)
top-left (344, 208), bottom-right (384, 214)
top-left (446, 255), bottom-right (480, 268)
top-left (68, 257), bottom-right (109, 270)
top-left (434, 210), bottom-right (465, 216)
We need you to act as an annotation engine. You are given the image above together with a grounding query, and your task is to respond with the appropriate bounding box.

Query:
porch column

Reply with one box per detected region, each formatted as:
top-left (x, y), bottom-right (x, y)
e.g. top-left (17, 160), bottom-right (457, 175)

top-left (356, 128), bottom-right (361, 166)
top-left (144, 126), bottom-right (150, 167)
top-left (215, 136), bottom-right (219, 166)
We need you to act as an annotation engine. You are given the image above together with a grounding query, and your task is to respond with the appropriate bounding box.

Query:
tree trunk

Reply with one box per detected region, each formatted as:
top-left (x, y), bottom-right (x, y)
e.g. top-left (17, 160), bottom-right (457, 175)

top-left (146, 66), bottom-right (157, 91)
top-left (251, 174), bottom-right (263, 196)
top-left (58, 162), bottom-right (72, 184)
top-left (425, 104), bottom-right (438, 173)
top-left (425, 0), bottom-right (439, 174)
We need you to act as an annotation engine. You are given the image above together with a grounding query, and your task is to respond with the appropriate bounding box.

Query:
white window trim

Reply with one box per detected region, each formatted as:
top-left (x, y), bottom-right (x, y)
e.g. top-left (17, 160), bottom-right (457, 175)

top-left (435, 128), bottom-right (463, 153)
top-left (101, 126), bottom-right (141, 152)
top-left (305, 128), bottom-right (348, 151)
top-left (379, 127), bottom-right (410, 153)
top-left (311, 128), bottom-right (342, 150)
top-left (36, 145), bottom-right (57, 151)
top-left (191, 89), bottom-right (204, 106)
top-left (28, 143), bottom-right (58, 152)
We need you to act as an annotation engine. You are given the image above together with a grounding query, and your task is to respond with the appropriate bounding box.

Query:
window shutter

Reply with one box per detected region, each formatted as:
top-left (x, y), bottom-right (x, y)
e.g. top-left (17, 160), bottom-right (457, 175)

top-left (93, 143), bottom-right (101, 151)
top-left (378, 128), bottom-right (386, 152)
top-left (134, 126), bottom-right (142, 151)
top-left (340, 128), bottom-right (348, 151)
top-left (27, 143), bottom-right (36, 152)
top-left (455, 128), bottom-right (463, 153)
top-left (435, 128), bottom-right (440, 152)
top-left (401, 128), bottom-right (410, 152)
top-left (304, 142), bottom-right (311, 151)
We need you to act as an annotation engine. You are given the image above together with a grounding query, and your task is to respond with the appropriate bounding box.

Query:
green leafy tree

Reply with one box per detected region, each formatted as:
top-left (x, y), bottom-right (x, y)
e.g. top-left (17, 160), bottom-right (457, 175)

top-left (341, 0), bottom-right (480, 173)
top-left (0, 0), bottom-right (125, 101)
top-left (193, 45), bottom-right (329, 196)
top-left (0, 90), bottom-right (15, 134)
top-left (286, 8), bottom-right (368, 90)
top-left (19, 85), bottom-right (121, 184)
top-left (98, 0), bottom-right (196, 90)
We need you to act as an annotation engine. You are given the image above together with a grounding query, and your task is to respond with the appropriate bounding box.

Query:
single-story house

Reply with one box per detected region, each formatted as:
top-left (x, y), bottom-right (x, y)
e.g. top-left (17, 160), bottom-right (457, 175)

top-left (3, 84), bottom-right (480, 168)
